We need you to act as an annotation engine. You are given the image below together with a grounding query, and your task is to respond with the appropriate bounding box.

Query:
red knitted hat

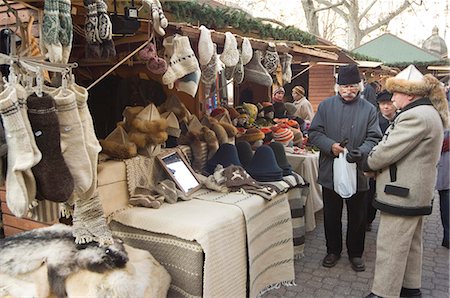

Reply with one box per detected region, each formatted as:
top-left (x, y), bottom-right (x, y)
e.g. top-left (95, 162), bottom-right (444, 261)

top-left (272, 125), bottom-right (294, 145)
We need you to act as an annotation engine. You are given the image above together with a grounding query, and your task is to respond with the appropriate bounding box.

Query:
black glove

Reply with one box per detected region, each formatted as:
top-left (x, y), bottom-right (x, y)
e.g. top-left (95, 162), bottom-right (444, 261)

top-left (346, 149), bottom-right (363, 163)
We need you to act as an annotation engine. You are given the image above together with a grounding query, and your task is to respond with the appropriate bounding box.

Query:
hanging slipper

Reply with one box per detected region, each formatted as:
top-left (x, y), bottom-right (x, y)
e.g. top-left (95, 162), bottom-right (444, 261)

top-left (146, 55), bottom-right (167, 75)
top-left (139, 42), bottom-right (158, 61)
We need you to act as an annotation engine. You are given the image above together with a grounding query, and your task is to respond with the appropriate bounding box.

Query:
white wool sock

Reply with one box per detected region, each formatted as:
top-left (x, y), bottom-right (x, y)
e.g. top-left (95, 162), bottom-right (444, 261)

top-left (53, 88), bottom-right (93, 194)
top-left (0, 87), bottom-right (34, 217)
top-left (70, 83), bottom-right (102, 200)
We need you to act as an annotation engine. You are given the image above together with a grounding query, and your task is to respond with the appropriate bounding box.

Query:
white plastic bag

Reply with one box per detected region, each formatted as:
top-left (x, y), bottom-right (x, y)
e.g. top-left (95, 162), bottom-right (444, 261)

top-left (333, 148), bottom-right (357, 199)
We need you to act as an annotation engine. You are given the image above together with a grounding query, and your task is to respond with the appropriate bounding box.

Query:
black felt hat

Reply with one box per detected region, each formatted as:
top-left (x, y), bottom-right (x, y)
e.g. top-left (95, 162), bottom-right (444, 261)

top-left (236, 140), bottom-right (254, 170)
top-left (337, 64), bottom-right (361, 85)
top-left (376, 90), bottom-right (393, 103)
top-left (247, 145), bottom-right (283, 182)
top-left (205, 143), bottom-right (241, 175)
top-left (269, 142), bottom-right (292, 176)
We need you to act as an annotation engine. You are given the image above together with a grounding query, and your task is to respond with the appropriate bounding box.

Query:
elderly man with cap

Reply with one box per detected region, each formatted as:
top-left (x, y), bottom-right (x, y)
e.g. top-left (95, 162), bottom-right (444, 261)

top-left (366, 90), bottom-right (397, 231)
top-left (363, 66), bottom-right (448, 298)
top-left (308, 64), bottom-right (382, 272)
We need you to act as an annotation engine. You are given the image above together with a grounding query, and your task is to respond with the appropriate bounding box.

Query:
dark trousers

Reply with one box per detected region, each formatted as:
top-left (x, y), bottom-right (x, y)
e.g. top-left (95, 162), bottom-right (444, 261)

top-left (322, 187), bottom-right (367, 258)
top-left (439, 189), bottom-right (449, 244)
top-left (366, 178), bottom-right (377, 224)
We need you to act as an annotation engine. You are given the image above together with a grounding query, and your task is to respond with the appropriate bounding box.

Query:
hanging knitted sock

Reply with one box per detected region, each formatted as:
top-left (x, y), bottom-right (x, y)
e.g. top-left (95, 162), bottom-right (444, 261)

top-left (53, 89), bottom-right (92, 195)
top-left (42, 0), bottom-right (63, 63)
top-left (84, 0), bottom-right (101, 58)
top-left (58, 0), bottom-right (73, 63)
top-left (0, 87), bottom-right (34, 217)
top-left (27, 93), bottom-right (74, 202)
top-left (96, 0), bottom-right (116, 58)
top-left (72, 193), bottom-right (113, 245)
top-left (70, 83), bottom-right (102, 200)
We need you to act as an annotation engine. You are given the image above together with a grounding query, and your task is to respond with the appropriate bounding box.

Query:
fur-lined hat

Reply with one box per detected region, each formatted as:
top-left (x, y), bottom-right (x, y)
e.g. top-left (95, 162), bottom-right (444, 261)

top-left (99, 126), bottom-right (137, 159)
top-left (386, 64), bottom-right (449, 127)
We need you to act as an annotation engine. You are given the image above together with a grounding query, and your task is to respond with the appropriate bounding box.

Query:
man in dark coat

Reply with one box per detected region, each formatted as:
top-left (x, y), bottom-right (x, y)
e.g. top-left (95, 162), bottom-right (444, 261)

top-left (308, 64), bottom-right (382, 272)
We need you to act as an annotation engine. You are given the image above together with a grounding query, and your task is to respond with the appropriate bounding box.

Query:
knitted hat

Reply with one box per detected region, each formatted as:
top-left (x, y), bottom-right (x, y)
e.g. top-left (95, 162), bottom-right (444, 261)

top-left (292, 85), bottom-right (305, 96)
top-left (385, 64), bottom-right (448, 127)
top-left (247, 145), bottom-right (283, 182)
top-left (162, 34), bottom-right (200, 87)
top-left (205, 143), bottom-right (241, 175)
top-left (260, 127), bottom-right (273, 144)
top-left (272, 125), bottom-right (294, 145)
top-left (210, 107), bottom-right (227, 118)
top-left (285, 102), bottom-right (297, 116)
top-left (220, 32), bottom-right (239, 67)
top-left (263, 42), bottom-right (279, 74)
top-left (198, 25), bottom-right (214, 66)
top-left (273, 86), bottom-right (285, 95)
top-left (241, 37), bottom-right (253, 65)
top-left (233, 52), bottom-right (245, 84)
top-left (273, 101), bottom-right (287, 118)
top-left (376, 90), bottom-right (393, 102)
top-left (269, 142), bottom-right (292, 176)
top-left (237, 127), bottom-right (265, 143)
top-left (261, 103), bottom-right (274, 120)
top-left (337, 64), bottom-right (361, 85)
top-left (243, 102), bottom-right (258, 123)
top-left (235, 140), bottom-right (254, 170)
top-left (226, 106), bottom-right (240, 120)
top-left (244, 50), bottom-right (273, 87)
top-left (100, 125), bottom-right (137, 159)
top-left (223, 165), bottom-right (257, 189)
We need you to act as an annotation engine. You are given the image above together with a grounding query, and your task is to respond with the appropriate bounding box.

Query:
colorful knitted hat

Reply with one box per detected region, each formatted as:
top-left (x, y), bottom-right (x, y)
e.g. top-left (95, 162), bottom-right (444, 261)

top-left (269, 141), bottom-right (292, 176)
top-left (236, 140), bottom-right (254, 170)
top-left (247, 145), bottom-right (283, 182)
top-left (272, 125), bottom-right (294, 145)
top-left (260, 127), bottom-right (273, 144)
top-left (210, 107), bottom-right (227, 118)
top-left (205, 143), bottom-right (241, 175)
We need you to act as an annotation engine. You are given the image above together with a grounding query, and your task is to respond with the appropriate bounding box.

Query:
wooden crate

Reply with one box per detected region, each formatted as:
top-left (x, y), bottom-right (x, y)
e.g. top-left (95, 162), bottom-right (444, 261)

top-left (0, 187), bottom-right (51, 237)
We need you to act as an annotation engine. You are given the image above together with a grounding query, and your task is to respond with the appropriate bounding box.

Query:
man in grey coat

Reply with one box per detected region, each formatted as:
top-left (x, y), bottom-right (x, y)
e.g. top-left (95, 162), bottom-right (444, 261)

top-left (309, 64), bottom-right (382, 272)
top-left (363, 65), bottom-right (448, 298)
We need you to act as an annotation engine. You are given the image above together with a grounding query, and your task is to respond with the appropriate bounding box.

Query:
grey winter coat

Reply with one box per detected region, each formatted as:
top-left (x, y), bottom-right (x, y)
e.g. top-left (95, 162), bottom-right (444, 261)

top-left (366, 98), bottom-right (444, 216)
top-left (309, 94), bottom-right (381, 191)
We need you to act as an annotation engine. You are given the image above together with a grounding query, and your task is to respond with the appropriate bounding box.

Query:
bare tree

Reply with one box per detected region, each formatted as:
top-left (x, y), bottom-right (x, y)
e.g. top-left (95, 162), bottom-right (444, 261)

top-left (303, 0), bottom-right (416, 49)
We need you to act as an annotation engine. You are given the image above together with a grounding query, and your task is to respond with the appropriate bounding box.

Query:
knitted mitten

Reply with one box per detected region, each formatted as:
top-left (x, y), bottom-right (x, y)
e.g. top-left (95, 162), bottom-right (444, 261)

top-left (58, 0), bottom-right (73, 63)
top-left (53, 89), bottom-right (92, 195)
top-left (42, 0), bottom-right (63, 63)
top-left (71, 84), bottom-right (102, 200)
top-left (263, 42), bottom-right (279, 75)
top-left (27, 93), bottom-right (74, 202)
top-left (0, 88), bottom-right (34, 217)
top-left (84, 0), bottom-right (101, 58)
top-left (72, 193), bottom-right (113, 245)
top-left (96, 0), bottom-right (116, 58)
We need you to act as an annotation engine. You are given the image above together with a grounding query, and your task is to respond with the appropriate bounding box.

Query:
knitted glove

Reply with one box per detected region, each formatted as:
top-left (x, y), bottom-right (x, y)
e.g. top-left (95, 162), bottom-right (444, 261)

top-left (346, 149), bottom-right (363, 163)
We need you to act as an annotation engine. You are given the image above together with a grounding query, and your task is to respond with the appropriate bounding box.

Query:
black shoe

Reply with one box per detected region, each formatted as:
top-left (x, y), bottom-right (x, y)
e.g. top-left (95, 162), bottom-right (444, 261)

top-left (366, 223), bottom-right (372, 231)
top-left (442, 239), bottom-right (449, 249)
top-left (400, 287), bottom-right (422, 298)
top-left (365, 293), bottom-right (384, 298)
top-left (322, 253), bottom-right (340, 268)
top-left (349, 257), bottom-right (365, 272)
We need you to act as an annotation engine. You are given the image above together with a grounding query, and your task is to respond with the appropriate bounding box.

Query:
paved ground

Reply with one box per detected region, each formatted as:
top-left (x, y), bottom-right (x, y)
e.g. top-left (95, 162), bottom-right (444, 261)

top-left (264, 196), bottom-right (450, 298)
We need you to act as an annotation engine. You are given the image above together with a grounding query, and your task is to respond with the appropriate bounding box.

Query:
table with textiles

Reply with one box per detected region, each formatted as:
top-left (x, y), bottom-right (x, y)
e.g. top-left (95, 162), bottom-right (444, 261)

top-left (98, 159), bottom-right (301, 298)
top-left (286, 151), bottom-right (323, 232)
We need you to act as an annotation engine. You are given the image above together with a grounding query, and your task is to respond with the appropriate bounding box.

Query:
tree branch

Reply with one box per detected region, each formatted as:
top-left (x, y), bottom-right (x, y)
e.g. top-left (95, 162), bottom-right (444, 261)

top-left (255, 17), bottom-right (287, 27)
top-left (361, 0), bottom-right (411, 35)
top-left (313, 1), bottom-right (344, 13)
top-left (315, 0), bottom-right (348, 20)
top-left (358, 0), bottom-right (377, 23)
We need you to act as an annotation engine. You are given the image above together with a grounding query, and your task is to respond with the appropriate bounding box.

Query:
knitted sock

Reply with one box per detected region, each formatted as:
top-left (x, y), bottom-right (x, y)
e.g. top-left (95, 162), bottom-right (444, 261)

top-left (198, 25), bottom-right (213, 66)
top-left (0, 88), bottom-right (34, 217)
top-left (233, 52), bottom-right (244, 84)
top-left (201, 43), bottom-right (218, 86)
top-left (71, 84), bottom-right (102, 200)
top-left (42, 0), bottom-right (63, 62)
top-left (72, 193), bottom-right (113, 245)
top-left (95, 0), bottom-right (111, 41)
top-left (58, 0), bottom-right (73, 47)
top-left (27, 93), bottom-right (74, 202)
top-left (53, 89), bottom-right (92, 195)
top-left (84, 0), bottom-right (99, 45)
top-left (263, 42), bottom-right (280, 75)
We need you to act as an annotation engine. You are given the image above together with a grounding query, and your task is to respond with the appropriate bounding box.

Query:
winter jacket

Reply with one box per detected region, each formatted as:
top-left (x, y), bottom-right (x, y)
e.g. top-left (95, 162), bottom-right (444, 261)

top-left (366, 98), bottom-right (444, 216)
top-left (309, 93), bottom-right (381, 191)
top-left (293, 97), bottom-right (314, 121)
top-left (436, 129), bottom-right (449, 191)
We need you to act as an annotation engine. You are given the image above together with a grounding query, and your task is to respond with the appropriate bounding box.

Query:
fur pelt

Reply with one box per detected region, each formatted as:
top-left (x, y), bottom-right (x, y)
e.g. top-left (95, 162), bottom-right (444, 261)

top-left (0, 224), bottom-right (128, 298)
top-left (120, 106), bottom-right (145, 132)
top-left (201, 126), bottom-right (219, 159)
top-left (210, 123), bottom-right (228, 145)
top-left (386, 73), bottom-right (449, 128)
top-left (99, 139), bottom-right (138, 159)
top-left (129, 118), bottom-right (168, 147)
top-left (208, 116), bottom-right (238, 138)
top-left (158, 95), bottom-right (190, 124)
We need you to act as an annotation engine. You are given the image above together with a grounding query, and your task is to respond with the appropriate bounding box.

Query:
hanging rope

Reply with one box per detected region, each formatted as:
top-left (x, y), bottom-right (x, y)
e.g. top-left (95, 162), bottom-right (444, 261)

top-left (86, 39), bottom-right (151, 91)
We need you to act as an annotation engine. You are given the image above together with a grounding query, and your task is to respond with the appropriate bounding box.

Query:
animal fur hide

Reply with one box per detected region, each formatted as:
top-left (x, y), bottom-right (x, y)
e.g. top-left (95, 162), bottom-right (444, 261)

top-left (0, 224), bottom-right (129, 298)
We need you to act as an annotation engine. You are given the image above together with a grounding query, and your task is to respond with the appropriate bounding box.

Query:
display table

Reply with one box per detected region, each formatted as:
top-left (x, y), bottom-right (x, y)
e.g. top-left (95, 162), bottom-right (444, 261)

top-left (286, 152), bottom-right (323, 232)
top-left (98, 160), bottom-right (297, 298)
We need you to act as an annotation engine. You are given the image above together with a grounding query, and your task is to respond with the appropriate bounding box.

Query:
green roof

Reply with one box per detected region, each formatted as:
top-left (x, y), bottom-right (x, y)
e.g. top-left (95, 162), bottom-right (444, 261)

top-left (352, 33), bottom-right (441, 64)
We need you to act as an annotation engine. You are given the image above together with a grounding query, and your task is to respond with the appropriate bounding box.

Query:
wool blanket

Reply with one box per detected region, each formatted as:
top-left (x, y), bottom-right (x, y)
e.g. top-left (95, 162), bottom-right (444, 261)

top-left (193, 189), bottom-right (295, 298)
top-left (111, 198), bottom-right (247, 298)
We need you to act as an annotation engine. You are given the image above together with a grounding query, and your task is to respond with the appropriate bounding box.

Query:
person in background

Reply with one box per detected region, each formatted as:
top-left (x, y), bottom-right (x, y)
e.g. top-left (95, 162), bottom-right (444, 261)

top-left (292, 85), bottom-right (314, 123)
top-left (366, 90), bottom-right (397, 231)
top-left (362, 79), bottom-right (377, 107)
top-left (363, 65), bottom-right (448, 298)
top-left (272, 87), bottom-right (287, 118)
top-left (308, 64), bottom-right (382, 272)
top-left (436, 128), bottom-right (449, 249)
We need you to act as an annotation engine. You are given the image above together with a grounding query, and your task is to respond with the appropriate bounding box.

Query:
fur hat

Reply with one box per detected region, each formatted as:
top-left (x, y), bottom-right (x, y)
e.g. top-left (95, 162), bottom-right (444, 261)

top-left (220, 32), bottom-right (239, 67)
top-left (210, 107), bottom-right (227, 118)
top-left (337, 64), bottom-right (361, 85)
top-left (226, 106), bottom-right (240, 120)
top-left (99, 126), bottom-right (137, 159)
top-left (205, 143), bottom-right (241, 175)
top-left (386, 64), bottom-right (449, 127)
top-left (158, 94), bottom-right (189, 124)
top-left (273, 102), bottom-right (287, 119)
top-left (269, 141), bottom-right (292, 176)
top-left (241, 37), bottom-right (253, 65)
top-left (198, 25), bottom-right (214, 66)
top-left (246, 145), bottom-right (283, 182)
top-left (237, 127), bottom-right (265, 143)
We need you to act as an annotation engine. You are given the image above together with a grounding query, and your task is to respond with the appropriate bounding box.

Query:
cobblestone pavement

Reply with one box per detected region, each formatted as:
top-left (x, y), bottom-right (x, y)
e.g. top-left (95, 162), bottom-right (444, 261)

top-left (264, 196), bottom-right (449, 298)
